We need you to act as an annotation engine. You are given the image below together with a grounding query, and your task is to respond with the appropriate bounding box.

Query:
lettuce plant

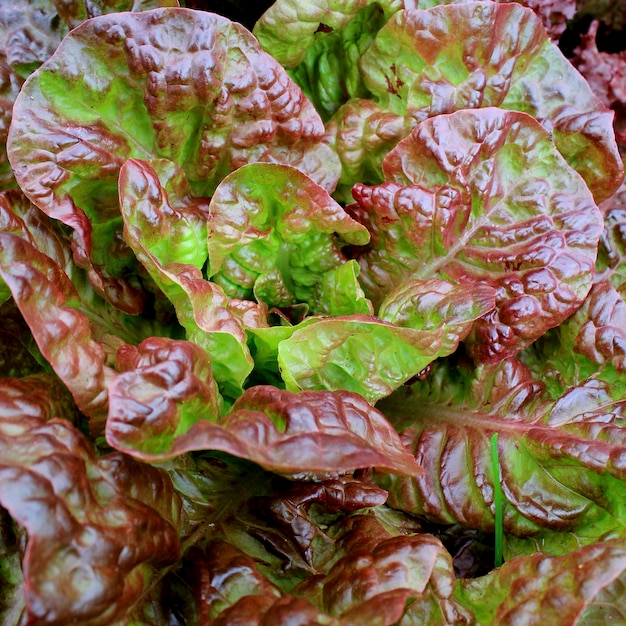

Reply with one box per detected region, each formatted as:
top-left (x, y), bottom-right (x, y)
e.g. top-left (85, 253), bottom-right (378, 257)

top-left (1, 0), bottom-right (626, 623)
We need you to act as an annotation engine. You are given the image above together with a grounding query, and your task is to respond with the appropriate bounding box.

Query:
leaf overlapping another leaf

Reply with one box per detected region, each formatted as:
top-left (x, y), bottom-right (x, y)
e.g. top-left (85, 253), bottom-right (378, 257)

top-left (327, 1), bottom-right (623, 200)
top-left (0, 376), bottom-right (183, 626)
top-left (377, 356), bottom-right (626, 557)
top-left (119, 157), bottom-right (255, 401)
top-left (206, 161), bottom-right (370, 312)
top-left (106, 341), bottom-right (420, 476)
top-left (7, 7), bottom-right (339, 312)
top-left (347, 107), bottom-right (604, 361)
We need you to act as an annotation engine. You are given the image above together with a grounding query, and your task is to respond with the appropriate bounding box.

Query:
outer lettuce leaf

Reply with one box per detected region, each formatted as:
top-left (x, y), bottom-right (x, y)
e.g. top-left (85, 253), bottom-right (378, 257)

top-left (349, 107), bottom-right (603, 361)
top-left (206, 162), bottom-right (370, 313)
top-left (0, 233), bottom-right (115, 429)
top-left (0, 190), bottom-right (171, 430)
top-left (458, 538), bottom-right (626, 624)
top-left (172, 466), bottom-right (471, 626)
top-left (377, 356), bottom-right (626, 557)
top-left (0, 0), bottom-right (179, 191)
top-left (571, 21), bottom-right (626, 152)
top-left (185, 539), bottom-right (337, 625)
top-left (0, 379), bottom-right (183, 626)
top-left (277, 283), bottom-right (493, 402)
top-left (7, 8), bottom-right (339, 313)
top-left (119, 158), bottom-right (254, 400)
top-left (521, 284), bottom-right (626, 400)
top-left (328, 1), bottom-right (623, 200)
top-left (106, 342), bottom-right (420, 476)
top-left (521, 197), bottom-right (626, 395)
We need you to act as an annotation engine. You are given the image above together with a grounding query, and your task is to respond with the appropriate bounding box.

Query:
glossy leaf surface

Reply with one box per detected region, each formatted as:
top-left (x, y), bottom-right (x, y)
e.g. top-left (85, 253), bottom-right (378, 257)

top-left (329, 1), bottom-right (623, 200)
top-left (349, 107), bottom-right (603, 361)
top-left (107, 351), bottom-right (421, 476)
top-left (377, 356), bottom-right (626, 556)
top-left (119, 158), bottom-right (254, 400)
top-left (0, 377), bottom-right (183, 625)
top-left (7, 8), bottom-right (338, 312)
top-left (206, 162), bottom-right (369, 313)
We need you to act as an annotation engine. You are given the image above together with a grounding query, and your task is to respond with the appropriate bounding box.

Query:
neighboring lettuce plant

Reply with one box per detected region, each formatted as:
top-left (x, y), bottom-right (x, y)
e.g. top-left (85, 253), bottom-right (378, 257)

top-left (0, 1), bottom-right (626, 624)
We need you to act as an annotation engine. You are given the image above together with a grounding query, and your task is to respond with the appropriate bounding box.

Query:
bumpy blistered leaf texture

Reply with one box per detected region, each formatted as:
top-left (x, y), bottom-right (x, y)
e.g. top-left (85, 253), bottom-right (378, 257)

top-left (348, 107), bottom-right (603, 362)
top-left (328, 1), bottom-right (623, 200)
top-left (0, 377), bottom-right (183, 625)
top-left (0, 190), bottom-right (168, 431)
top-left (458, 538), bottom-right (626, 624)
top-left (7, 8), bottom-right (339, 313)
top-left (107, 347), bottom-right (420, 476)
top-left (0, 0), bottom-right (179, 190)
top-left (377, 356), bottom-right (626, 557)
top-left (207, 162), bottom-right (370, 313)
top-left (0, 233), bottom-right (114, 429)
top-left (119, 158), bottom-right (254, 400)
top-left (278, 290), bottom-right (494, 402)
top-left (253, 0), bottom-right (410, 68)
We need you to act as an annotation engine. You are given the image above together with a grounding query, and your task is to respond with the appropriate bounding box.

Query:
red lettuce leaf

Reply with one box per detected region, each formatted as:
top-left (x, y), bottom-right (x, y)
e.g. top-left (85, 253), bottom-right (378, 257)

top-left (377, 355), bottom-right (626, 557)
top-left (0, 191), bottom-right (172, 431)
top-left (348, 107), bottom-right (603, 361)
top-left (0, 378), bottom-right (183, 626)
top-left (106, 343), bottom-right (420, 476)
top-left (119, 158), bottom-right (255, 400)
top-left (458, 538), bottom-right (626, 624)
top-left (328, 1), bottom-right (623, 201)
top-left (521, 195), bottom-right (626, 394)
top-left (7, 7), bottom-right (339, 313)
top-left (0, 233), bottom-right (114, 429)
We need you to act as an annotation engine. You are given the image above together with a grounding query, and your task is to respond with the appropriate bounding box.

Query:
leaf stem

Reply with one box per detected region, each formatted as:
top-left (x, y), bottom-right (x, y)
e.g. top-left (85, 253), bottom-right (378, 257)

top-left (491, 432), bottom-right (504, 568)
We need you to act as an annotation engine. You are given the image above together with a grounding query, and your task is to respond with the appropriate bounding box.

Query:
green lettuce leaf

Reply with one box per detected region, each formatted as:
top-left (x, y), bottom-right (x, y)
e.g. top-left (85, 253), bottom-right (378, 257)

top-left (253, 0), bottom-right (408, 68)
top-left (206, 162), bottom-right (370, 313)
top-left (458, 538), bottom-right (626, 624)
top-left (278, 282), bottom-right (494, 401)
top-left (119, 158), bottom-right (254, 400)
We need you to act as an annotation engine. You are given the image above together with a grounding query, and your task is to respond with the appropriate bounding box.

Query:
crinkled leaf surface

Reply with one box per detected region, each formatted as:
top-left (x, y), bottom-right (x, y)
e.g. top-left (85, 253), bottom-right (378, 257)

top-left (329, 1), bottom-right (623, 200)
top-left (349, 107), bottom-right (603, 361)
top-left (521, 198), bottom-right (626, 395)
top-left (169, 467), bottom-right (470, 626)
top-left (253, 0), bottom-right (410, 68)
top-left (0, 0), bottom-right (179, 191)
top-left (0, 190), bottom-right (170, 430)
top-left (7, 7), bottom-right (338, 312)
top-left (0, 378), bottom-right (183, 626)
top-left (277, 281), bottom-right (493, 402)
top-left (377, 355), bottom-right (626, 557)
top-left (206, 162), bottom-right (369, 313)
top-left (119, 158), bottom-right (254, 400)
top-left (0, 233), bottom-right (114, 429)
top-left (107, 345), bottom-right (420, 476)
top-left (458, 538), bottom-right (626, 624)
